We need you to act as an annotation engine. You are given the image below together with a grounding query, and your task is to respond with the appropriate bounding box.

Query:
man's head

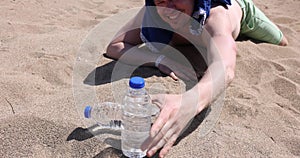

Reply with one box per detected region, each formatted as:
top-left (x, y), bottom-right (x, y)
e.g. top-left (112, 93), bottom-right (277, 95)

top-left (140, 0), bottom-right (201, 52)
top-left (151, 0), bottom-right (195, 29)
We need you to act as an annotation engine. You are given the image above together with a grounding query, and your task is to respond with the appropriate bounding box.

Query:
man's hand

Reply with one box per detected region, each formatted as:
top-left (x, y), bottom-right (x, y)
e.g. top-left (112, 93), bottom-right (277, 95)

top-left (157, 57), bottom-right (199, 81)
top-left (142, 91), bottom-right (200, 157)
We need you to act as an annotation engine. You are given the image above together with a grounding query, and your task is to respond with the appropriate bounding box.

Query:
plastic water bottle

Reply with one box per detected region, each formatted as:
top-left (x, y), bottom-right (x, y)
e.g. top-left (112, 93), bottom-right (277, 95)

top-left (84, 102), bottom-right (159, 130)
top-left (121, 76), bottom-right (152, 158)
top-left (84, 102), bottom-right (123, 129)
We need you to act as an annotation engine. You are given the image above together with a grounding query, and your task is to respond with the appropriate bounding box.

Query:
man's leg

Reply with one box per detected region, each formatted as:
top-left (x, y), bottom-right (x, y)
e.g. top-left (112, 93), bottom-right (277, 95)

top-left (238, 0), bottom-right (288, 46)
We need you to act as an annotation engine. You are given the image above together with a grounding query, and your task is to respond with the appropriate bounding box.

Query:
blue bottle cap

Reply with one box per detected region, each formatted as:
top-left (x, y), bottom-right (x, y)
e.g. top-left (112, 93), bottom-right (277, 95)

top-left (129, 76), bottom-right (145, 89)
top-left (84, 106), bottom-right (92, 118)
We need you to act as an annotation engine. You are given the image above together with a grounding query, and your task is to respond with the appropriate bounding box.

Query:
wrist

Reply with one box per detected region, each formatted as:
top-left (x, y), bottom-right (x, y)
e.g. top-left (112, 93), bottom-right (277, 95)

top-left (155, 55), bottom-right (166, 68)
top-left (185, 88), bottom-right (207, 114)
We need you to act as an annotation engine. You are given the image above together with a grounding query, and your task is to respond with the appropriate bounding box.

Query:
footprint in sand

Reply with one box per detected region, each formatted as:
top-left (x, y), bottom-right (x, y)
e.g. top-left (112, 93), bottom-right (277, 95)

top-left (271, 77), bottom-right (300, 111)
top-left (269, 61), bottom-right (286, 72)
top-left (278, 59), bottom-right (300, 71)
top-left (280, 71), bottom-right (300, 85)
top-left (0, 116), bottom-right (73, 157)
top-left (273, 59), bottom-right (300, 85)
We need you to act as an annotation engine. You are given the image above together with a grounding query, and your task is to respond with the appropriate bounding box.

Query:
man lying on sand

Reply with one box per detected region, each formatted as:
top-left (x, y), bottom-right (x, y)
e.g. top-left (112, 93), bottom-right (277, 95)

top-left (105, 0), bottom-right (288, 157)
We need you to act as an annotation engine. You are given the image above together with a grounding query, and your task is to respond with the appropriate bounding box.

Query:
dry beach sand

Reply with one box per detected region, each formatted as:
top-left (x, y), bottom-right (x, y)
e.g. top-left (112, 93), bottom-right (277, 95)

top-left (0, 0), bottom-right (299, 157)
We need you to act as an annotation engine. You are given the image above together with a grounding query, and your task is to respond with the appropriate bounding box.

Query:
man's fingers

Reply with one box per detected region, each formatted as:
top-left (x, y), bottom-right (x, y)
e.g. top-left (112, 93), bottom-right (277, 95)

top-left (147, 123), bottom-right (175, 157)
top-left (171, 67), bottom-right (197, 81)
top-left (159, 134), bottom-right (178, 158)
top-left (141, 136), bottom-right (152, 151)
top-left (169, 72), bottom-right (178, 81)
top-left (150, 112), bottom-right (169, 137)
top-left (160, 65), bottom-right (178, 81)
top-left (159, 63), bottom-right (196, 81)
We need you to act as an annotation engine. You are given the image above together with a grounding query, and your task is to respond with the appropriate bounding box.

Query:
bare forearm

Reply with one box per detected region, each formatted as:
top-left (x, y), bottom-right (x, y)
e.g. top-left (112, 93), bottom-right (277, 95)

top-left (106, 42), bottom-right (161, 67)
top-left (191, 36), bottom-right (236, 113)
top-left (188, 61), bottom-right (234, 113)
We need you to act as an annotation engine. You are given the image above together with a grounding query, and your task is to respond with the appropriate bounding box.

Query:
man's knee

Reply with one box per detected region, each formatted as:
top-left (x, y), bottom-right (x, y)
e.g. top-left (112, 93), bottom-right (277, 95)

top-left (279, 36), bottom-right (288, 46)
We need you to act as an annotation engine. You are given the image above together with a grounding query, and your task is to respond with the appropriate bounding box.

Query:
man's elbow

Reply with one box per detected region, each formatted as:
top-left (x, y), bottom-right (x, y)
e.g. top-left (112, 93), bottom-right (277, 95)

top-left (224, 41), bottom-right (237, 83)
top-left (225, 42), bottom-right (236, 84)
top-left (105, 42), bottom-right (123, 59)
top-left (226, 66), bottom-right (235, 84)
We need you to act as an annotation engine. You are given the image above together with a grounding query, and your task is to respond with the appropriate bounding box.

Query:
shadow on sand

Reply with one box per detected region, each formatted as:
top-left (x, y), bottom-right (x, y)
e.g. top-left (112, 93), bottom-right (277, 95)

top-left (67, 107), bottom-right (210, 158)
top-left (83, 56), bottom-right (164, 86)
top-left (71, 53), bottom-right (210, 157)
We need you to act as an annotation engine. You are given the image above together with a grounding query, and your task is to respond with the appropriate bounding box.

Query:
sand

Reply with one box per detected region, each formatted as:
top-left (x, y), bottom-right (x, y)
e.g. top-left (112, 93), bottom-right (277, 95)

top-left (0, 0), bottom-right (299, 157)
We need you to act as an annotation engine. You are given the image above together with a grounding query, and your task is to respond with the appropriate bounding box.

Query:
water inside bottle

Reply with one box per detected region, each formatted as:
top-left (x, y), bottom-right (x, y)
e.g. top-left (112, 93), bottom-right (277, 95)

top-left (121, 110), bottom-right (150, 158)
